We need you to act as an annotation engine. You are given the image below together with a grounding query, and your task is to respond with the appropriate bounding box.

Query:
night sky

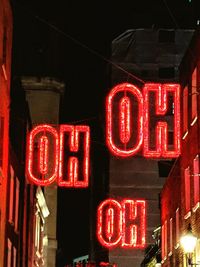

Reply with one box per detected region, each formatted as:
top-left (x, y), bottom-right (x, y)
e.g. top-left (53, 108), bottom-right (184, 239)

top-left (10, 0), bottom-right (198, 266)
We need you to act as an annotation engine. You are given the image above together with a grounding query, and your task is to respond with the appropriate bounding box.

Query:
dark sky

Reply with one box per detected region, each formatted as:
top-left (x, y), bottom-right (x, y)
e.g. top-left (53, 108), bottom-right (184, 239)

top-left (11, 0), bottom-right (197, 120)
top-left (10, 0), bottom-right (198, 266)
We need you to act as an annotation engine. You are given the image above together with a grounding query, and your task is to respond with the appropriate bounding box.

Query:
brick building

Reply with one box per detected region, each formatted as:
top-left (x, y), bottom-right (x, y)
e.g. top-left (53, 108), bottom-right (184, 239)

top-left (160, 28), bottom-right (200, 267)
top-left (92, 29), bottom-right (194, 267)
top-left (0, 0), bottom-right (12, 265)
top-left (8, 77), bottom-right (47, 267)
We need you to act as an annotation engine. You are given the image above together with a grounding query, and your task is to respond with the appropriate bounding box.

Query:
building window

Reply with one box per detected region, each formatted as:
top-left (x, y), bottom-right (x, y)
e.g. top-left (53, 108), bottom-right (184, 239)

top-left (14, 177), bottom-right (19, 231)
top-left (3, 26), bottom-right (7, 64)
top-left (162, 221), bottom-right (168, 261)
top-left (195, 239), bottom-right (200, 264)
top-left (159, 67), bottom-right (175, 79)
top-left (193, 155), bottom-right (200, 211)
top-left (175, 208), bottom-right (179, 248)
top-left (7, 238), bottom-right (12, 267)
top-left (191, 67), bottom-right (197, 125)
top-left (169, 218), bottom-right (173, 255)
top-left (158, 160), bottom-right (174, 178)
top-left (158, 30), bottom-right (175, 43)
top-left (184, 167), bottom-right (191, 219)
top-left (9, 166), bottom-right (14, 223)
top-left (2, 27), bottom-right (7, 80)
top-left (6, 238), bottom-right (17, 267)
top-left (0, 117), bottom-right (4, 168)
top-left (183, 86), bottom-right (188, 138)
top-left (13, 246), bottom-right (17, 267)
top-left (161, 225), bottom-right (165, 261)
top-left (164, 220), bottom-right (167, 258)
top-left (8, 166), bottom-right (20, 231)
top-left (34, 204), bottom-right (45, 266)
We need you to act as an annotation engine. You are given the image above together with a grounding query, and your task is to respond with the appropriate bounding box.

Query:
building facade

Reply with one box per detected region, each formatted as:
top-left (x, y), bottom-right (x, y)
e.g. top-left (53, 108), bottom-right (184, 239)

top-left (0, 0), bottom-right (12, 265)
top-left (99, 29), bottom-right (194, 267)
top-left (161, 28), bottom-right (200, 267)
top-left (22, 76), bottom-right (65, 267)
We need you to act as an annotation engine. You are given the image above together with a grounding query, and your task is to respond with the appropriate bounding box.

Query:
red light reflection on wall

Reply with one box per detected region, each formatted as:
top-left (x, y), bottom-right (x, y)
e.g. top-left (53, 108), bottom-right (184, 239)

top-left (97, 199), bottom-right (146, 249)
top-left (26, 124), bottom-right (90, 187)
top-left (106, 82), bottom-right (180, 158)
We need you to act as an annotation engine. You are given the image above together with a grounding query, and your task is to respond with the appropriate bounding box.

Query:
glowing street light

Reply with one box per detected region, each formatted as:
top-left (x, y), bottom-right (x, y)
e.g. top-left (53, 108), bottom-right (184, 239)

top-left (180, 224), bottom-right (198, 266)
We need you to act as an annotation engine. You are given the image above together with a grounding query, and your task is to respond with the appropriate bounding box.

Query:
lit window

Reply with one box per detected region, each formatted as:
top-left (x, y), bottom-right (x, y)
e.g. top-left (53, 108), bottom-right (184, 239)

top-left (2, 27), bottom-right (7, 80)
top-left (175, 208), bottom-right (179, 247)
top-left (164, 220), bottom-right (167, 258)
top-left (162, 221), bottom-right (168, 260)
top-left (184, 167), bottom-right (191, 218)
top-left (34, 204), bottom-right (45, 265)
top-left (9, 166), bottom-right (14, 223)
top-left (191, 68), bottom-right (197, 124)
top-left (183, 86), bottom-right (188, 137)
top-left (7, 238), bottom-right (12, 267)
top-left (9, 166), bottom-right (20, 231)
top-left (161, 225), bottom-right (165, 260)
top-left (14, 177), bottom-right (19, 231)
top-left (3, 26), bottom-right (7, 65)
top-left (13, 246), bottom-right (17, 267)
top-left (169, 218), bottom-right (173, 255)
top-left (193, 155), bottom-right (200, 211)
top-left (195, 239), bottom-right (200, 264)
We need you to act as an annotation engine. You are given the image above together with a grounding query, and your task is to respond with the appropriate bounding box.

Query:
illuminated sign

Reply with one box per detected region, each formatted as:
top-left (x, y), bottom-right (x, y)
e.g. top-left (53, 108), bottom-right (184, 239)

top-left (25, 82), bottom-right (181, 254)
top-left (97, 199), bottom-right (146, 248)
top-left (26, 124), bottom-right (90, 187)
top-left (26, 82), bottom-right (181, 187)
top-left (106, 82), bottom-right (180, 158)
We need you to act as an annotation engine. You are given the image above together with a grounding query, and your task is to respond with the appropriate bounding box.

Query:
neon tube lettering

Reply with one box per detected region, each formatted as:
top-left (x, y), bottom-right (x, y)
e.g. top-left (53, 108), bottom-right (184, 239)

top-left (97, 199), bottom-right (146, 249)
top-left (106, 83), bottom-right (143, 157)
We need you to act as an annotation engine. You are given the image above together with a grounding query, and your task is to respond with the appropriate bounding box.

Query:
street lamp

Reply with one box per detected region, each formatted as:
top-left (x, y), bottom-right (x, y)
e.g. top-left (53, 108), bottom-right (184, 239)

top-left (180, 224), bottom-right (198, 266)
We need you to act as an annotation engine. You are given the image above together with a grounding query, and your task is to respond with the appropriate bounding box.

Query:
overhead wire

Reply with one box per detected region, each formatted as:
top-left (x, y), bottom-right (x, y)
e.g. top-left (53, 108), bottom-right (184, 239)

top-left (161, 0), bottom-right (197, 61)
top-left (14, 2), bottom-right (145, 85)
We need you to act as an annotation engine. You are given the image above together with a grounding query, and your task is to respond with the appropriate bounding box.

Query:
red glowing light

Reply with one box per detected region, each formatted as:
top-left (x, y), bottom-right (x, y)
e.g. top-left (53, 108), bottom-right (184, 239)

top-left (99, 262), bottom-right (117, 267)
top-left (58, 125), bottom-right (90, 188)
top-left (97, 199), bottom-right (122, 248)
top-left (105, 207), bottom-right (114, 240)
top-left (119, 96), bottom-right (131, 144)
top-left (143, 83), bottom-right (180, 158)
top-left (39, 135), bottom-right (49, 174)
top-left (106, 83), bottom-right (143, 157)
top-left (26, 124), bottom-right (90, 187)
top-left (97, 199), bottom-right (146, 249)
top-left (121, 200), bottom-right (146, 248)
top-left (26, 124), bottom-right (59, 186)
top-left (106, 82), bottom-right (180, 158)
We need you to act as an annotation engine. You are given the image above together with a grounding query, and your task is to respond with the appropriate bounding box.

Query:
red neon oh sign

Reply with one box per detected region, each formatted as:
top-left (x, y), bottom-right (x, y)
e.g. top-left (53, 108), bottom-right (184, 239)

top-left (26, 124), bottom-right (90, 187)
top-left (106, 82), bottom-right (180, 158)
top-left (97, 199), bottom-right (146, 249)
